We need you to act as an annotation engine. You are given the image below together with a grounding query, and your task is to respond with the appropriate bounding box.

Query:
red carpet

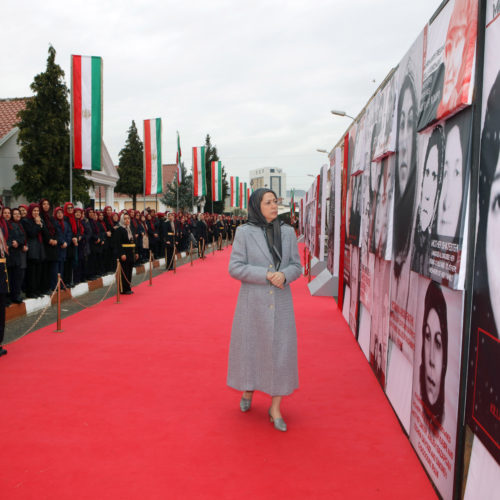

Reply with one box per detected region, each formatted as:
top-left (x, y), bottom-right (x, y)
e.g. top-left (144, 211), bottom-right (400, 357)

top-left (0, 246), bottom-right (436, 499)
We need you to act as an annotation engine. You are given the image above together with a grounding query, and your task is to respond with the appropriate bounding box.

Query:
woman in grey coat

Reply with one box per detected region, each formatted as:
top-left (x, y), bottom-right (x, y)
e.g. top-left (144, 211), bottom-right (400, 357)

top-left (228, 188), bottom-right (302, 431)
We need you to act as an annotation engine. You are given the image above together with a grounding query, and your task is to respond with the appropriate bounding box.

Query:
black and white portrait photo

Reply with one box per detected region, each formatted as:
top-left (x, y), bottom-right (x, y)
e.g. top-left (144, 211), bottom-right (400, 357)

top-left (411, 125), bottom-right (444, 276)
top-left (410, 275), bottom-right (463, 499)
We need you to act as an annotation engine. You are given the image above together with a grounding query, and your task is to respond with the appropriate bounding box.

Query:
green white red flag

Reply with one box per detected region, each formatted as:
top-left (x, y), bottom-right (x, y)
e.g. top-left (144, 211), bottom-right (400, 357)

top-left (176, 131), bottom-right (182, 183)
top-left (211, 161), bottom-right (222, 201)
top-left (71, 55), bottom-right (103, 170)
top-left (143, 118), bottom-right (162, 195)
top-left (243, 182), bottom-right (247, 209)
top-left (193, 147), bottom-right (206, 196)
top-left (239, 182), bottom-right (243, 209)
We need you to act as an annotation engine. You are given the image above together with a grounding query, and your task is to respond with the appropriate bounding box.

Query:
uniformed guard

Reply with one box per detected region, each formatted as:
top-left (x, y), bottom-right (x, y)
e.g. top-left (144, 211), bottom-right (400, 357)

top-left (163, 212), bottom-right (178, 271)
top-left (112, 212), bottom-right (138, 295)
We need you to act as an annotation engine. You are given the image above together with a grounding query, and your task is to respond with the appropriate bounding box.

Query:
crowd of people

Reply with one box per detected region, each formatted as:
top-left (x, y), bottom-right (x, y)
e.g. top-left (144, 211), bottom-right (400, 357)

top-left (0, 199), bottom-right (247, 304)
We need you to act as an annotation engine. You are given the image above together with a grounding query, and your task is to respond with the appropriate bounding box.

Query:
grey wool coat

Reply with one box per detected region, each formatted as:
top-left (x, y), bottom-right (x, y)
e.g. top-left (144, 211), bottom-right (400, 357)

top-left (227, 223), bottom-right (302, 396)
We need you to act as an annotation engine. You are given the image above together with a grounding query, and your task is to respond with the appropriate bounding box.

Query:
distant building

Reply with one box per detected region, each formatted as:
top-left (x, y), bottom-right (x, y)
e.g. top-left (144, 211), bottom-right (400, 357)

top-left (0, 98), bottom-right (30, 206)
top-left (249, 167), bottom-right (286, 202)
top-left (111, 163), bottom-right (177, 212)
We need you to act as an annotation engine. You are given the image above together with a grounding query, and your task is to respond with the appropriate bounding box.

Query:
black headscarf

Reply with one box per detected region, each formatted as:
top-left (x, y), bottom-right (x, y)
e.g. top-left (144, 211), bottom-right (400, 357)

top-left (247, 188), bottom-right (282, 269)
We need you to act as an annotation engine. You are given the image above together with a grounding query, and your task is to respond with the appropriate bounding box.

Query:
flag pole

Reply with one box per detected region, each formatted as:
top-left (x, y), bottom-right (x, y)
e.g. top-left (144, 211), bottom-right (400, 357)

top-left (69, 55), bottom-right (73, 203)
top-left (143, 121), bottom-right (146, 213)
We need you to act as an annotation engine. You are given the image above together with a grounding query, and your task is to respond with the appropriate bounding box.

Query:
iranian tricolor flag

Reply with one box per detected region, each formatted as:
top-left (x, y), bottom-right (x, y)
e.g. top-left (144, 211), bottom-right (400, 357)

top-left (71, 55), bottom-right (103, 171)
top-left (247, 187), bottom-right (251, 208)
top-left (230, 176), bottom-right (235, 207)
top-left (239, 182), bottom-right (244, 209)
top-left (193, 147), bottom-right (206, 196)
top-left (235, 176), bottom-right (240, 207)
top-left (211, 161), bottom-right (222, 201)
top-left (243, 182), bottom-right (247, 209)
top-left (143, 118), bottom-right (163, 195)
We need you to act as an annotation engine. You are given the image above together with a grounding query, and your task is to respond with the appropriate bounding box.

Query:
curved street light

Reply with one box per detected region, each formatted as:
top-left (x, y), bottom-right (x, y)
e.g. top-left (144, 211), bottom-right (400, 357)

top-left (331, 109), bottom-right (355, 120)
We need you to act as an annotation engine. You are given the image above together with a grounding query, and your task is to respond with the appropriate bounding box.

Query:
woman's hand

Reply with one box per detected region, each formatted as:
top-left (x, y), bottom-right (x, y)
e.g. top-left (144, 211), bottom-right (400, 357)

top-left (267, 271), bottom-right (285, 289)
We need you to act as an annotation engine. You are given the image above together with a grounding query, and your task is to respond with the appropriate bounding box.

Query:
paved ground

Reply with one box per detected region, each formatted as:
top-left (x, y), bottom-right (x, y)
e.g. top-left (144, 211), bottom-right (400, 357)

top-left (4, 243), bottom-right (225, 346)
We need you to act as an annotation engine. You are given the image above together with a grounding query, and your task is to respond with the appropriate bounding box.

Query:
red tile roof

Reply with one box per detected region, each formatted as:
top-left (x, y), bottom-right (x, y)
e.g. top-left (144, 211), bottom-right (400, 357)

top-left (0, 98), bottom-right (29, 140)
top-left (162, 163), bottom-right (177, 189)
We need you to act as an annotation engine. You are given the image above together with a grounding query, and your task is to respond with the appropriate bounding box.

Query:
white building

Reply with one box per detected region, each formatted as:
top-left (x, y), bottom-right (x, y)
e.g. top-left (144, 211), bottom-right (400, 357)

top-left (0, 97), bottom-right (118, 208)
top-left (249, 167), bottom-right (286, 202)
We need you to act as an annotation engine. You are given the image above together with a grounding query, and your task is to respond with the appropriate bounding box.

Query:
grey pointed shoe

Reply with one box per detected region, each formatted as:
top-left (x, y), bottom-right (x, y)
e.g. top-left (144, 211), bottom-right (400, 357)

top-left (240, 396), bottom-right (252, 412)
top-left (268, 409), bottom-right (287, 432)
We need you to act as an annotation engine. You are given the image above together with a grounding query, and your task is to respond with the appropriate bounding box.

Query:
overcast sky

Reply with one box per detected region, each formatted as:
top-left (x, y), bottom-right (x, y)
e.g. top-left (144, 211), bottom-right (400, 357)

top-left (2, 0), bottom-right (441, 192)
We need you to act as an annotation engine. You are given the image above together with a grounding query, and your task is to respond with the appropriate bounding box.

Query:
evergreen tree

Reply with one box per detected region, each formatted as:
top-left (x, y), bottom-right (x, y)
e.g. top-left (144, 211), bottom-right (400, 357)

top-left (115, 120), bottom-right (144, 209)
top-left (204, 134), bottom-right (229, 213)
top-left (161, 163), bottom-right (200, 212)
top-left (13, 46), bottom-right (91, 206)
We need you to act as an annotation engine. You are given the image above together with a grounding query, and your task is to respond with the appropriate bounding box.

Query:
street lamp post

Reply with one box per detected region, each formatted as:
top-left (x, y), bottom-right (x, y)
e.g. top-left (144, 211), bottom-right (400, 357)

top-left (331, 109), bottom-right (355, 120)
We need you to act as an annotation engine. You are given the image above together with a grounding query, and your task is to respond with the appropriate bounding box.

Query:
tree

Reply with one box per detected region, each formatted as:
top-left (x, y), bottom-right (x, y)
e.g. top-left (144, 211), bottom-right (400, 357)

top-left (13, 45), bottom-right (91, 206)
top-left (204, 134), bottom-right (229, 213)
top-left (161, 162), bottom-right (201, 212)
top-left (115, 121), bottom-right (144, 209)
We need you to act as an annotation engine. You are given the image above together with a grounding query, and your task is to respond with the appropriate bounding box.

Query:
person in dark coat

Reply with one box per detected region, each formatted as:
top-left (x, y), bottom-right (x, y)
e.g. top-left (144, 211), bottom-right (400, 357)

top-left (53, 207), bottom-right (72, 289)
top-left (146, 213), bottom-right (159, 259)
top-left (161, 212), bottom-right (178, 270)
top-left (130, 210), bottom-right (143, 265)
top-left (40, 199), bottom-right (59, 293)
top-left (6, 208), bottom-right (28, 303)
top-left (87, 209), bottom-right (103, 279)
top-left (22, 203), bottom-right (45, 298)
top-left (102, 206), bottom-right (115, 272)
top-left (112, 212), bottom-right (138, 295)
top-left (0, 225), bottom-right (9, 356)
top-left (177, 215), bottom-right (189, 252)
top-left (195, 214), bottom-right (208, 258)
top-left (73, 208), bottom-right (87, 284)
top-left (214, 215), bottom-right (225, 250)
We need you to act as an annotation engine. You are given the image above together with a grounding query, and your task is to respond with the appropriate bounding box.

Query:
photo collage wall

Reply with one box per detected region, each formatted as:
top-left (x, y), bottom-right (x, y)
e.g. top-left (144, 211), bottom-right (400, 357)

top-left (303, 1), bottom-right (498, 498)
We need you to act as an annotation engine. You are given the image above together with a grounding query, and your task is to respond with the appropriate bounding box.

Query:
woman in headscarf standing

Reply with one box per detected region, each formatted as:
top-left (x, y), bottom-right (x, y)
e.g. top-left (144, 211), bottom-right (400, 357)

top-left (227, 188), bottom-right (302, 432)
top-left (112, 212), bottom-right (137, 295)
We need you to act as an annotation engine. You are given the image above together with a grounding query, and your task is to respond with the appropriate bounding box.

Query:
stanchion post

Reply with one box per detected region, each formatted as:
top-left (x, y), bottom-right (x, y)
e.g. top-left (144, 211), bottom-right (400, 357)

top-left (54, 274), bottom-right (63, 333)
top-left (308, 254), bottom-right (312, 283)
top-left (173, 246), bottom-right (177, 274)
top-left (149, 250), bottom-right (153, 286)
top-left (190, 241), bottom-right (193, 266)
top-left (213, 235), bottom-right (215, 257)
top-left (116, 259), bottom-right (121, 304)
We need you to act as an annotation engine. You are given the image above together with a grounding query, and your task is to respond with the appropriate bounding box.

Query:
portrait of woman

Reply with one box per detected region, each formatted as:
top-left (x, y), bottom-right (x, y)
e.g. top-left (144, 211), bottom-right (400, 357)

top-left (436, 112), bottom-right (470, 241)
top-left (411, 125), bottom-right (444, 275)
top-left (371, 157), bottom-right (394, 259)
top-left (437, 0), bottom-right (477, 119)
top-left (419, 280), bottom-right (448, 433)
top-left (473, 70), bottom-right (500, 339)
top-left (392, 71), bottom-right (418, 304)
top-left (227, 188), bottom-right (302, 432)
